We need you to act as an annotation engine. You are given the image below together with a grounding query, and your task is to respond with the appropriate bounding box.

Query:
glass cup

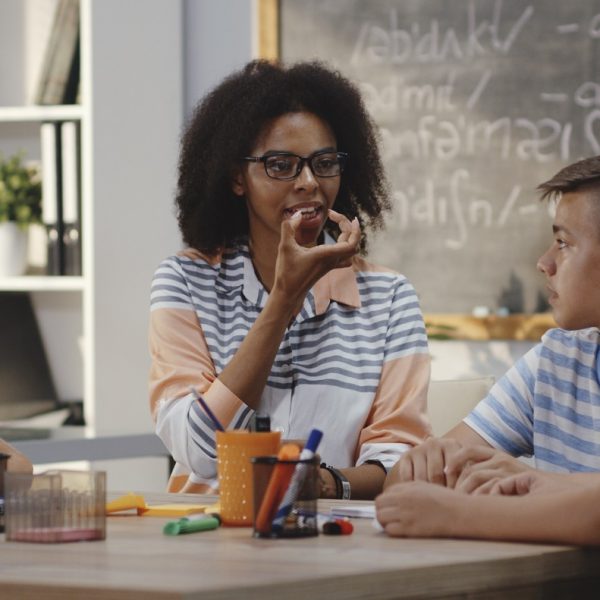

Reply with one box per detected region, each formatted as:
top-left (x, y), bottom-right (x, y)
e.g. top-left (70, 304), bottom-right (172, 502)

top-left (216, 430), bottom-right (281, 526)
top-left (4, 469), bottom-right (106, 543)
top-left (251, 455), bottom-right (319, 538)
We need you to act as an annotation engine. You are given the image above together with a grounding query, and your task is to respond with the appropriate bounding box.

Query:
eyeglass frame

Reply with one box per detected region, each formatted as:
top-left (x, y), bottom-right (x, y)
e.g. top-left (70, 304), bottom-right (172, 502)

top-left (241, 150), bottom-right (348, 181)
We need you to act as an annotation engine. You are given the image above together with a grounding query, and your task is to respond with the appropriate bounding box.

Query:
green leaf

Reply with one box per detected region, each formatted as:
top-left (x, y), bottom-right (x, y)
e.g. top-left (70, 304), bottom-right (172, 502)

top-left (0, 151), bottom-right (42, 225)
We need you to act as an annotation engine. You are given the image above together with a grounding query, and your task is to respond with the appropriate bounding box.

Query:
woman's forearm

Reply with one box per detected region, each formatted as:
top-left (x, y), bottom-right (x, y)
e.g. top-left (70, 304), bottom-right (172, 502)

top-left (320, 464), bottom-right (387, 500)
top-left (0, 439), bottom-right (33, 473)
top-left (218, 289), bottom-right (298, 410)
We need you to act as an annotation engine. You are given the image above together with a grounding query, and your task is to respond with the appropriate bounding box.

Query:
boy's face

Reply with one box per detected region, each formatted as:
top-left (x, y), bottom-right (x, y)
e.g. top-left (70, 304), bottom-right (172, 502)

top-left (537, 189), bottom-right (600, 330)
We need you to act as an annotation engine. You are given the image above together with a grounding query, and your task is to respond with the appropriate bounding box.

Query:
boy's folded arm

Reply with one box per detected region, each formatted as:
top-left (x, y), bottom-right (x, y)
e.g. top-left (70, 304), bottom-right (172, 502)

top-left (460, 486), bottom-right (600, 546)
top-left (384, 422), bottom-right (492, 489)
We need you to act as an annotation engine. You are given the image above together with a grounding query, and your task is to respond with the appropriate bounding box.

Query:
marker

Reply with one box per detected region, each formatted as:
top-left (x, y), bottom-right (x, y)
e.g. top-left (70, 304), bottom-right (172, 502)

top-left (163, 513), bottom-right (221, 536)
top-left (254, 443), bottom-right (301, 535)
top-left (318, 516), bottom-right (354, 535)
top-left (247, 414), bottom-right (271, 432)
top-left (271, 428), bottom-right (323, 532)
top-left (190, 387), bottom-right (225, 431)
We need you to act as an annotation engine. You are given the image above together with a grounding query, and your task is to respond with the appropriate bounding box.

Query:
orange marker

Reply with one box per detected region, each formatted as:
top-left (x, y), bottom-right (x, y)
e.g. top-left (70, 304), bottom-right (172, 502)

top-left (254, 443), bottom-right (301, 535)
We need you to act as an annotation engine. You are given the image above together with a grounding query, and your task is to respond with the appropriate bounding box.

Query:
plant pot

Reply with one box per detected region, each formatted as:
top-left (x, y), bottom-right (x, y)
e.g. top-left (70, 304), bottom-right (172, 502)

top-left (0, 222), bottom-right (29, 277)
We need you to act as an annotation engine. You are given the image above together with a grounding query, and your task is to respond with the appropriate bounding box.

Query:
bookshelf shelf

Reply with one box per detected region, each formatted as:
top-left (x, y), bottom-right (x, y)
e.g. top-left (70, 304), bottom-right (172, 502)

top-left (0, 0), bottom-right (182, 492)
top-left (0, 105), bottom-right (84, 123)
top-left (0, 276), bottom-right (84, 292)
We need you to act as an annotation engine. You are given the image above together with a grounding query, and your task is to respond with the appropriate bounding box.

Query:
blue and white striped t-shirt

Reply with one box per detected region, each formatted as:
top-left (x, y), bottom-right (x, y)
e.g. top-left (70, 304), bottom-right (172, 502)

top-left (465, 327), bottom-right (600, 472)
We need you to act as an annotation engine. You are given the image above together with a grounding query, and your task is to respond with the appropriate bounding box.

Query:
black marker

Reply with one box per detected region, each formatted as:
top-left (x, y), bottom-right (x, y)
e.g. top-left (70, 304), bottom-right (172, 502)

top-left (248, 414), bottom-right (271, 432)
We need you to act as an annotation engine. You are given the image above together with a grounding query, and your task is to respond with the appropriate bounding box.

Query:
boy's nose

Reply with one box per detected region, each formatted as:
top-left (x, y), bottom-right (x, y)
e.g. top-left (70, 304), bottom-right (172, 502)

top-left (537, 251), bottom-right (556, 276)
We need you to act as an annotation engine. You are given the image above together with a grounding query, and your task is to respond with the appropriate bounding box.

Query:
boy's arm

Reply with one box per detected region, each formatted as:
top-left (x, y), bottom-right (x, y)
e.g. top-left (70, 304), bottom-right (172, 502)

top-left (384, 422), bottom-right (491, 488)
top-left (385, 346), bottom-right (540, 490)
top-left (376, 479), bottom-right (600, 546)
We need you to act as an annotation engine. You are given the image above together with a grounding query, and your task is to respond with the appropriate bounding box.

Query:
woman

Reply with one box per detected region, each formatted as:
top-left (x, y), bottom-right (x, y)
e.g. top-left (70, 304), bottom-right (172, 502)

top-left (149, 60), bottom-right (431, 498)
top-left (0, 439), bottom-right (33, 473)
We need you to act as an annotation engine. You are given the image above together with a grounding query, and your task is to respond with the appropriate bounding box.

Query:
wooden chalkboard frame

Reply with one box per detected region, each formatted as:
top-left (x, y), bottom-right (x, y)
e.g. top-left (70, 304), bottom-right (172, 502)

top-left (257, 0), bottom-right (554, 341)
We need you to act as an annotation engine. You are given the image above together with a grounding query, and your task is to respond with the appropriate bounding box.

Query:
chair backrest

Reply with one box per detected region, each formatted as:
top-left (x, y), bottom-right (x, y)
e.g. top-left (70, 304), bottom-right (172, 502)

top-left (427, 376), bottom-right (495, 437)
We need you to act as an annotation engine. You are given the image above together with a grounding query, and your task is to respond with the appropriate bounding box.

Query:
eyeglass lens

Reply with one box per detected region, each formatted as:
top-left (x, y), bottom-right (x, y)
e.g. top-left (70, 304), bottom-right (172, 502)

top-left (264, 152), bottom-right (344, 179)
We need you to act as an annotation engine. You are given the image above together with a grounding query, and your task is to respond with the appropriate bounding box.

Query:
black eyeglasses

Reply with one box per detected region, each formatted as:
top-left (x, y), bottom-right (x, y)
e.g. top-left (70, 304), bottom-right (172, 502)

top-left (241, 150), bottom-right (348, 180)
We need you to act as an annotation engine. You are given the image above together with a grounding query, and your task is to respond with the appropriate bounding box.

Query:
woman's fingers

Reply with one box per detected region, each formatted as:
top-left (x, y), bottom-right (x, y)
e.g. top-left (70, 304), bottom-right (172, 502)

top-left (328, 209), bottom-right (360, 248)
top-left (275, 209), bottom-right (359, 289)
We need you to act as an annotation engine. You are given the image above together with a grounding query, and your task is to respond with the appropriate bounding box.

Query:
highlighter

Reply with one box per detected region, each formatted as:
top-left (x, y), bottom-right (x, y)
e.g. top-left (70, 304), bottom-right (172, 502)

top-left (163, 514), bottom-right (221, 536)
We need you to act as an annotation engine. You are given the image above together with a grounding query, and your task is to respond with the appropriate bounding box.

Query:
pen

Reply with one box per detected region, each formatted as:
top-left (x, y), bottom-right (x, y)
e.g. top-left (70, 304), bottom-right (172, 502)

top-left (163, 513), bottom-right (221, 536)
top-left (271, 428), bottom-right (323, 532)
top-left (190, 387), bottom-right (225, 432)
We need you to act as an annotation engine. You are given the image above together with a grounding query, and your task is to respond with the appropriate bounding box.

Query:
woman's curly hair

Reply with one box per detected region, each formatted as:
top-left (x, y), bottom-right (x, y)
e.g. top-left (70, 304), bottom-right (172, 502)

top-left (176, 59), bottom-right (390, 254)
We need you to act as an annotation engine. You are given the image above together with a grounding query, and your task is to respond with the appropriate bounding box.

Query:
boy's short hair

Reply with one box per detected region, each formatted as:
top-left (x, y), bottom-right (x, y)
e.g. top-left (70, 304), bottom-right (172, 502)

top-left (537, 155), bottom-right (600, 201)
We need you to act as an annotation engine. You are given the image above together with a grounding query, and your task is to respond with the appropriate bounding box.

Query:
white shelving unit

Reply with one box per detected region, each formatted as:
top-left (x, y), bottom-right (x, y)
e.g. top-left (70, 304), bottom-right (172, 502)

top-left (0, 0), bottom-right (183, 490)
top-left (0, 105), bottom-right (84, 122)
top-left (0, 276), bottom-right (84, 292)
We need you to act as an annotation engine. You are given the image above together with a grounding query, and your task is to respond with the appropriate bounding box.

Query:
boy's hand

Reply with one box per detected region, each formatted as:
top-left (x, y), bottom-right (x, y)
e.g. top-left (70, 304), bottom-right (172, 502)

top-left (385, 437), bottom-right (464, 488)
top-left (485, 470), bottom-right (586, 497)
top-left (375, 481), bottom-right (464, 538)
top-left (448, 446), bottom-right (532, 494)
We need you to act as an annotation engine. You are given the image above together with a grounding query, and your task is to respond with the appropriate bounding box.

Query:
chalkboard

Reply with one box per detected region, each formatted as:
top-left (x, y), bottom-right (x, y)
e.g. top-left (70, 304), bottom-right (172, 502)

top-left (279, 0), bottom-right (600, 314)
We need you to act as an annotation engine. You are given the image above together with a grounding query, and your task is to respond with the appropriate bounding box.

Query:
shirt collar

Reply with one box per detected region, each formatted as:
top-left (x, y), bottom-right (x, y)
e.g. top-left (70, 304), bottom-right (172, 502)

top-left (310, 233), bottom-right (361, 315)
top-left (242, 247), bottom-right (264, 306)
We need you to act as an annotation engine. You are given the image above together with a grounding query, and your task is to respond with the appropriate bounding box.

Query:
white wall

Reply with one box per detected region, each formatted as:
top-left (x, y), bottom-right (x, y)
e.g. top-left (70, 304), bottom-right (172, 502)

top-left (429, 340), bottom-right (536, 382)
top-left (87, 0), bottom-right (255, 492)
top-left (183, 0), bottom-right (254, 117)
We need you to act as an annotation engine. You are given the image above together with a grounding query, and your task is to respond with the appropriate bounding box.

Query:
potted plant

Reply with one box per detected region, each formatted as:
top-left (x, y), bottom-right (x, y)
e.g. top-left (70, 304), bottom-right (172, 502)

top-left (0, 151), bottom-right (42, 277)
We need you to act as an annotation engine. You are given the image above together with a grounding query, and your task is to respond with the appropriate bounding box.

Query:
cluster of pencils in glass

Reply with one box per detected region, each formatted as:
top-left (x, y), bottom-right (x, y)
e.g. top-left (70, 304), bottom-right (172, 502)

top-left (254, 428), bottom-right (322, 537)
top-left (193, 389), bottom-right (352, 537)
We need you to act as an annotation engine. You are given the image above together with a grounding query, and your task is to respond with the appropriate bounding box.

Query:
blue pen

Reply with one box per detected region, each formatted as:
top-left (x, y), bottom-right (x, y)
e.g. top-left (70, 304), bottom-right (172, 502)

top-left (190, 387), bottom-right (225, 431)
top-left (271, 428), bottom-right (323, 532)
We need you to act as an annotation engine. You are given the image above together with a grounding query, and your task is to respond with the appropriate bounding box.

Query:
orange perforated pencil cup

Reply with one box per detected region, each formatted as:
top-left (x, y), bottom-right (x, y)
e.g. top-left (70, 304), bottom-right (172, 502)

top-left (216, 430), bottom-right (281, 526)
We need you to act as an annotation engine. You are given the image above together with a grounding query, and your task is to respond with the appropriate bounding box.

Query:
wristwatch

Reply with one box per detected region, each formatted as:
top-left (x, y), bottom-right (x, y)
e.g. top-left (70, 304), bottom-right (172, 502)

top-left (320, 463), bottom-right (351, 500)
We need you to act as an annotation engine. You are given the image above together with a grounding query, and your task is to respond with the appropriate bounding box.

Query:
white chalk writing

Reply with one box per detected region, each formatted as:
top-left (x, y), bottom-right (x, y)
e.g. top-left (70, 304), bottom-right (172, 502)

top-left (390, 170), bottom-right (535, 249)
top-left (350, 1), bottom-right (533, 65)
top-left (379, 115), bottom-right (572, 163)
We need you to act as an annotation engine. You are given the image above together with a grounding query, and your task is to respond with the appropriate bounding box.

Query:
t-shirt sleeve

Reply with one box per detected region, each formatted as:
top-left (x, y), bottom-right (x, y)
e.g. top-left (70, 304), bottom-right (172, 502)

top-left (464, 344), bottom-right (540, 456)
top-left (148, 257), bottom-right (252, 484)
top-left (356, 279), bottom-right (432, 470)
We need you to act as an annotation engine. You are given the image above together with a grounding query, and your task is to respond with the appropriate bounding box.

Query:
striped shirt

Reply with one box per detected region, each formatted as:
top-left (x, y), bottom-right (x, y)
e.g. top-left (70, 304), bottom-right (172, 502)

top-left (149, 238), bottom-right (431, 493)
top-left (465, 327), bottom-right (600, 472)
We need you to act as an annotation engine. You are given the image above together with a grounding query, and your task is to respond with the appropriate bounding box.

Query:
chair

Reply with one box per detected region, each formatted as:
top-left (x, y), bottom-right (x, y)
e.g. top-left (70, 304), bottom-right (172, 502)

top-left (427, 376), bottom-right (495, 437)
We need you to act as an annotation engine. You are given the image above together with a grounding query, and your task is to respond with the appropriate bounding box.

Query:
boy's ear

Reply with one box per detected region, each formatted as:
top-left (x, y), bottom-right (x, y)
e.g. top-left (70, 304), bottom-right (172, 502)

top-left (231, 168), bottom-right (245, 197)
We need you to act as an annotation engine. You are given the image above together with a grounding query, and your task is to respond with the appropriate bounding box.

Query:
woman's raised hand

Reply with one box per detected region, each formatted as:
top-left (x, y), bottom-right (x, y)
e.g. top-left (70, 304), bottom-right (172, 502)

top-left (272, 209), bottom-right (361, 311)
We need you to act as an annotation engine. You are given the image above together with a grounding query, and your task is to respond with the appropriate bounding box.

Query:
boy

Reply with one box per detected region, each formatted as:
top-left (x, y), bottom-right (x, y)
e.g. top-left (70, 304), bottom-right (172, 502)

top-left (385, 155), bottom-right (600, 493)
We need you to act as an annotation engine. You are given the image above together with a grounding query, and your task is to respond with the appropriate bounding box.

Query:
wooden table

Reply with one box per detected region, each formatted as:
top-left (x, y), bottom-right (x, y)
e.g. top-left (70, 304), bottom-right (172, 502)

top-left (1, 492), bottom-right (598, 599)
